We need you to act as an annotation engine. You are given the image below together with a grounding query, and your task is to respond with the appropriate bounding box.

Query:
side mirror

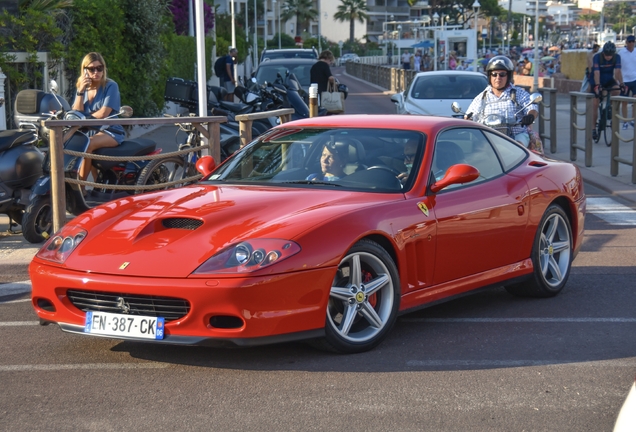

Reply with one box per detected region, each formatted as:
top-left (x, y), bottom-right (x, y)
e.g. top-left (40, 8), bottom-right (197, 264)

top-left (196, 155), bottom-right (217, 177)
top-left (119, 106), bottom-right (133, 118)
top-left (529, 93), bottom-right (542, 104)
top-left (430, 164), bottom-right (479, 193)
top-left (50, 80), bottom-right (59, 94)
top-left (451, 102), bottom-right (462, 113)
top-left (390, 93), bottom-right (403, 104)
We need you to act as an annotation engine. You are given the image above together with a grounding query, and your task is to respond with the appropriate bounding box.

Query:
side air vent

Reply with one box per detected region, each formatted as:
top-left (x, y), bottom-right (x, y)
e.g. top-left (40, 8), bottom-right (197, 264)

top-left (162, 218), bottom-right (203, 230)
top-left (529, 161), bottom-right (548, 167)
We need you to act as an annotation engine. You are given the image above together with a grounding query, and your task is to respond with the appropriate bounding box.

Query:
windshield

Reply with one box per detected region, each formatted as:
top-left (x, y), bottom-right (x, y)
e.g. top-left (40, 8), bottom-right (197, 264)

top-left (208, 128), bottom-right (426, 193)
top-left (410, 74), bottom-right (488, 100)
top-left (255, 63), bottom-right (315, 87)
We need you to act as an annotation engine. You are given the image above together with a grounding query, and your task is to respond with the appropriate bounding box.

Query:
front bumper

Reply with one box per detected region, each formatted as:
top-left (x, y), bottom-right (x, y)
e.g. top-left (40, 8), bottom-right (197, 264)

top-left (30, 261), bottom-right (333, 345)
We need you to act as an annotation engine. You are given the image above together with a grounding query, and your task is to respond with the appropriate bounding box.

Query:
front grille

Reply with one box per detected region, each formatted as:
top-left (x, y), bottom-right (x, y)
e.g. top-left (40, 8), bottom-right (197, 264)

top-left (162, 218), bottom-right (203, 230)
top-left (67, 289), bottom-right (190, 322)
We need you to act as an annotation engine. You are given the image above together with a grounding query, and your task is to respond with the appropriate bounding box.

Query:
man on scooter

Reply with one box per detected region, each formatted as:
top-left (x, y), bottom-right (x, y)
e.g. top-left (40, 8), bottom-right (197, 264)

top-left (465, 55), bottom-right (538, 147)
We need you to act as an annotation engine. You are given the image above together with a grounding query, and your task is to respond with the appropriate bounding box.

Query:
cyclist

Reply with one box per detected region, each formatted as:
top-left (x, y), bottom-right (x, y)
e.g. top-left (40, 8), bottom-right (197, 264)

top-left (591, 41), bottom-right (625, 140)
top-left (465, 56), bottom-right (538, 147)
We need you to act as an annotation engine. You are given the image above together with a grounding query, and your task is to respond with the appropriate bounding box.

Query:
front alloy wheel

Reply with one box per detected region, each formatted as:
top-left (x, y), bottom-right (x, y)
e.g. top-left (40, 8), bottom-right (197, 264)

top-left (321, 239), bottom-right (400, 353)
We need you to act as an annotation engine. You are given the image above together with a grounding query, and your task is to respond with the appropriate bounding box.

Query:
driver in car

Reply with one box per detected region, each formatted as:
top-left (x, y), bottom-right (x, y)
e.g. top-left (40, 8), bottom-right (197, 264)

top-left (465, 55), bottom-right (538, 147)
top-left (307, 140), bottom-right (349, 182)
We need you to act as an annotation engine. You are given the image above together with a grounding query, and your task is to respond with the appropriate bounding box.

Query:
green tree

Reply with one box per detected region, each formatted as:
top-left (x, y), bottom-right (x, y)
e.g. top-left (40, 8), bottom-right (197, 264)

top-left (334, 0), bottom-right (369, 44)
top-left (281, 0), bottom-right (318, 37)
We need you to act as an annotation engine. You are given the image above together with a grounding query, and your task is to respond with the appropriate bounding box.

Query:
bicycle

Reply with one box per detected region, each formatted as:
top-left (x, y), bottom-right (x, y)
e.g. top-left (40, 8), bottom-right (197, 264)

top-left (594, 85), bottom-right (622, 146)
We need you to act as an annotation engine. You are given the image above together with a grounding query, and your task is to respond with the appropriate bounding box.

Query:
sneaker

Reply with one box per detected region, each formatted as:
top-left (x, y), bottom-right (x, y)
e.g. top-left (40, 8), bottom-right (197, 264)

top-left (592, 129), bottom-right (599, 141)
top-left (623, 122), bottom-right (629, 130)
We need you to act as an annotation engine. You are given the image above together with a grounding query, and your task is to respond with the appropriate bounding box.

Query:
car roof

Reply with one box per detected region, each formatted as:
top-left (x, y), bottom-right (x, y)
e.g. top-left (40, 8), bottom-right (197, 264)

top-left (413, 70), bottom-right (486, 78)
top-left (258, 58), bottom-right (317, 66)
top-left (277, 114), bottom-right (468, 132)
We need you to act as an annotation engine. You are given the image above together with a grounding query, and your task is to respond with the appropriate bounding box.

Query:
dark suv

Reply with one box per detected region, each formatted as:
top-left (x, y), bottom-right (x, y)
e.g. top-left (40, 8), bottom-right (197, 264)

top-left (259, 48), bottom-right (318, 63)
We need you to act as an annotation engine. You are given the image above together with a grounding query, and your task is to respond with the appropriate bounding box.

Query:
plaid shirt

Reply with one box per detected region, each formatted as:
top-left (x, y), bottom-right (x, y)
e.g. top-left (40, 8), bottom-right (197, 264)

top-left (466, 85), bottom-right (538, 137)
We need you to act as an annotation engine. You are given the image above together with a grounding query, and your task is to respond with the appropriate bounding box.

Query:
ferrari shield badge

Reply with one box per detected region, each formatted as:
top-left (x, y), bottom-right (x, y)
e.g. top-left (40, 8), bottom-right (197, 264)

top-left (417, 202), bottom-right (429, 217)
top-left (119, 262), bottom-right (130, 270)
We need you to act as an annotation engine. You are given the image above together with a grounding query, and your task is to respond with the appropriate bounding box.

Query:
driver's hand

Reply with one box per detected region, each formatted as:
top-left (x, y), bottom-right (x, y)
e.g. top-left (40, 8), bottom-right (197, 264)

top-left (594, 85), bottom-right (600, 97)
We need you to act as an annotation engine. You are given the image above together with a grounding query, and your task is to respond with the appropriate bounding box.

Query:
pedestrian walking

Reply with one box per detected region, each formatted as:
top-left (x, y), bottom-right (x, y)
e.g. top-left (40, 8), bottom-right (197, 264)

top-left (402, 50), bottom-right (410, 70)
top-left (619, 35), bottom-right (636, 129)
top-left (414, 50), bottom-right (421, 71)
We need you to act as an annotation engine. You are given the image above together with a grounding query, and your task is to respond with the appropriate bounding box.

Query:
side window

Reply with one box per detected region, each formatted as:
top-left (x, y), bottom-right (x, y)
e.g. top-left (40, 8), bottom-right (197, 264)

top-left (435, 129), bottom-right (503, 185)
top-left (484, 131), bottom-right (528, 171)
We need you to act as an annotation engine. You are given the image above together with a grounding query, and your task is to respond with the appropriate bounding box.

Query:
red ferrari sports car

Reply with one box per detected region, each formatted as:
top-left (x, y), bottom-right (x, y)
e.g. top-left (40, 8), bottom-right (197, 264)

top-left (30, 115), bottom-right (586, 353)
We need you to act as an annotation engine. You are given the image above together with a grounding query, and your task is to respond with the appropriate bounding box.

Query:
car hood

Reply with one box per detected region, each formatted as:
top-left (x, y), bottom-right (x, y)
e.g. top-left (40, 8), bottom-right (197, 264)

top-left (61, 184), bottom-right (387, 277)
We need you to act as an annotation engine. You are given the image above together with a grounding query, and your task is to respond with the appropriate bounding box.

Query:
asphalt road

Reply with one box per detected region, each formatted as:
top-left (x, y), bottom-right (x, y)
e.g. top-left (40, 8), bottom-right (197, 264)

top-left (1, 69), bottom-right (636, 431)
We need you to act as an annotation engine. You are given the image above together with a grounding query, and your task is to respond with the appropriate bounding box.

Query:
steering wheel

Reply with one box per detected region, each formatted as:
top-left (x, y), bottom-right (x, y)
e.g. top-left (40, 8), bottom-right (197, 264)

top-left (366, 165), bottom-right (402, 176)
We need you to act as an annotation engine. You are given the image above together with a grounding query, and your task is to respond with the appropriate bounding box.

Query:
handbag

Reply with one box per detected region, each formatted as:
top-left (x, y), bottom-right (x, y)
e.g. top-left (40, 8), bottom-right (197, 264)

top-left (321, 82), bottom-right (345, 114)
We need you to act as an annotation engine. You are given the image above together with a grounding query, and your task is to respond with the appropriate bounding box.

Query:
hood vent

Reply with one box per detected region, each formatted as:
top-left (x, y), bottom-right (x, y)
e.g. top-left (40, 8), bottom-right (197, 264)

top-left (162, 218), bottom-right (203, 230)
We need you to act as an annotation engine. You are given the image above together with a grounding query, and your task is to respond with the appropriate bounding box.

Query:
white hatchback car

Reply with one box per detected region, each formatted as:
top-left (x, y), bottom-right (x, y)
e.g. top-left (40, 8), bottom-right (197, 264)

top-left (391, 70), bottom-right (488, 117)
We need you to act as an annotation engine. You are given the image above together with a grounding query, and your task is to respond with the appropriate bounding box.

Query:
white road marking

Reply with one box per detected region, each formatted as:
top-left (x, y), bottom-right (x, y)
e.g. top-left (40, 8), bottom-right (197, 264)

top-left (0, 363), bottom-right (168, 372)
top-left (406, 359), bottom-right (636, 368)
top-left (0, 321), bottom-right (39, 327)
top-left (401, 317), bottom-right (636, 323)
top-left (586, 197), bottom-right (636, 226)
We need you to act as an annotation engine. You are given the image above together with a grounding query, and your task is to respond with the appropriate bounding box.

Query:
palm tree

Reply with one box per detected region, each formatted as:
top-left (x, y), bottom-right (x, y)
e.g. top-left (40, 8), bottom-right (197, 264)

top-left (334, 0), bottom-right (369, 44)
top-left (281, 0), bottom-right (318, 37)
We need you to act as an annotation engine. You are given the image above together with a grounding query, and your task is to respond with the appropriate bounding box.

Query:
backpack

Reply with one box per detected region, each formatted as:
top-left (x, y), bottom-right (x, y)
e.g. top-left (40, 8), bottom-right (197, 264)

top-left (214, 55), bottom-right (227, 77)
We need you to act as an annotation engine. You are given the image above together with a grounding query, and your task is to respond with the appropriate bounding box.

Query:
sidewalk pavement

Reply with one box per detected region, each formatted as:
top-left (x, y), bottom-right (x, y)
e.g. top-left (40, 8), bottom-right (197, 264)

top-left (1, 89), bottom-right (635, 288)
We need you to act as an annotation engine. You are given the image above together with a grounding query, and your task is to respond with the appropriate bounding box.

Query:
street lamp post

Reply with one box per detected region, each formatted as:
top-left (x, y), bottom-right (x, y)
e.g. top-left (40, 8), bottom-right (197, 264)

top-left (473, 0), bottom-right (481, 62)
top-left (433, 13), bottom-right (439, 71)
top-left (318, 0), bottom-right (322, 53)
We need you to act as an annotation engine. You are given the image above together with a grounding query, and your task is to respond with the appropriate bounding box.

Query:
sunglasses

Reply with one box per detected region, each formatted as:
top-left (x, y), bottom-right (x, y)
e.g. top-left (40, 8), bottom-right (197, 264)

top-left (628, 40), bottom-right (636, 43)
top-left (84, 65), bottom-right (104, 73)
top-left (490, 71), bottom-right (507, 78)
top-left (403, 153), bottom-right (416, 160)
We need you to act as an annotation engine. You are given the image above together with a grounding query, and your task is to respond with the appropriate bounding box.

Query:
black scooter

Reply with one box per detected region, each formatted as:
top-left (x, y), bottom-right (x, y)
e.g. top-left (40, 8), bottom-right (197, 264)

top-left (0, 91), bottom-right (50, 231)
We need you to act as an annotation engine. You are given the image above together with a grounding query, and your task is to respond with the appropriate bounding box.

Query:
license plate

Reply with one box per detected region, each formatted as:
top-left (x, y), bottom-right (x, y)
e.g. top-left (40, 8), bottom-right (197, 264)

top-left (84, 311), bottom-right (165, 340)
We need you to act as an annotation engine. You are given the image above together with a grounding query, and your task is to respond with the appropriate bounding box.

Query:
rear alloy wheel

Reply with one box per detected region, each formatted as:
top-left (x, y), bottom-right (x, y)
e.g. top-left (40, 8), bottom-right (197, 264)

top-left (505, 204), bottom-right (572, 297)
top-left (320, 239), bottom-right (400, 353)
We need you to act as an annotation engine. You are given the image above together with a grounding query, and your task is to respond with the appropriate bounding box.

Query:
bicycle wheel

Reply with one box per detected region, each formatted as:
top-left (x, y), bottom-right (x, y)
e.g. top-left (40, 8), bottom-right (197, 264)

top-left (596, 104), bottom-right (606, 143)
top-left (135, 156), bottom-right (186, 194)
top-left (603, 103), bottom-right (612, 146)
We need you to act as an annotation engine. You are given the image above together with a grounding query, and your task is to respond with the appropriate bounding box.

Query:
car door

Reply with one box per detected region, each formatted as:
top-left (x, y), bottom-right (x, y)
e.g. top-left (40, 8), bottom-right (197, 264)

top-left (429, 128), bottom-right (531, 285)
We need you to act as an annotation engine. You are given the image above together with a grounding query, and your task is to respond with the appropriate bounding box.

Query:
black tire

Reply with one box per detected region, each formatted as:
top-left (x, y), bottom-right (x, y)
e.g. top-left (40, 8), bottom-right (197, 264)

top-left (135, 156), bottom-right (186, 194)
top-left (315, 239), bottom-right (400, 354)
top-left (505, 204), bottom-right (573, 297)
top-left (596, 107), bottom-right (606, 144)
top-left (604, 104), bottom-right (612, 146)
top-left (22, 195), bottom-right (52, 244)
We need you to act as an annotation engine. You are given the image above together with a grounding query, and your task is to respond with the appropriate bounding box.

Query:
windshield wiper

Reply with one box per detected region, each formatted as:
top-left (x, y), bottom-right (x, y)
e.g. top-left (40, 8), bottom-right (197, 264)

top-left (281, 180), bottom-right (343, 187)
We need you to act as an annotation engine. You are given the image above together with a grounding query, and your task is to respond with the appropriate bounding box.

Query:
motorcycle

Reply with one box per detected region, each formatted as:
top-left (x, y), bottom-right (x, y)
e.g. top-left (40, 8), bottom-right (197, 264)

top-left (21, 80), bottom-right (170, 243)
top-left (451, 92), bottom-right (544, 154)
top-left (0, 92), bottom-right (47, 231)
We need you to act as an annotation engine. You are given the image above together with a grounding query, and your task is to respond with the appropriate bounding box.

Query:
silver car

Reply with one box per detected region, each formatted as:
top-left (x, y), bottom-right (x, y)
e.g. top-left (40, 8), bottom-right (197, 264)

top-left (391, 71), bottom-right (488, 117)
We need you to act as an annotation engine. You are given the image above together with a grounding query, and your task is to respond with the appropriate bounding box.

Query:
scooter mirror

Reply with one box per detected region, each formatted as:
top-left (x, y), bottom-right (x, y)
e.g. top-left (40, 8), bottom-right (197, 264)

top-left (50, 80), bottom-right (59, 94)
top-left (529, 93), bottom-right (542, 104)
top-left (119, 106), bottom-right (133, 118)
top-left (451, 102), bottom-right (462, 113)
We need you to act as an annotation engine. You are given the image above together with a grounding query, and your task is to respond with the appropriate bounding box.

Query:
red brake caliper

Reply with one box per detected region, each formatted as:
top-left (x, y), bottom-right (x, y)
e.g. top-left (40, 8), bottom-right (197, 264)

top-left (363, 270), bottom-right (377, 307)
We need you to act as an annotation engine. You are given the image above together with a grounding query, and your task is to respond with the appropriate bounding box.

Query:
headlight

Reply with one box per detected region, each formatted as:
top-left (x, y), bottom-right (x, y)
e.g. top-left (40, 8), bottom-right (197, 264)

top-left (36, 225), bottom-right (87, 264)
top-left (64, 110), bottom-right (86, 121)
top-left (193, 239), bottom-right (301, 274)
